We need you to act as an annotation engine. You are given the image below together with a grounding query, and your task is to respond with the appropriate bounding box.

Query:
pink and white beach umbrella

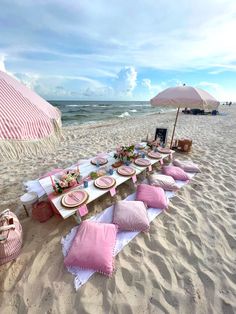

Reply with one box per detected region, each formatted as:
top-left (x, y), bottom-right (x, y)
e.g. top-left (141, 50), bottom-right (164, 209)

top-left (0, 70), bottom-right (62, 160)
top-left (150, 85), bottom-right (220, 147)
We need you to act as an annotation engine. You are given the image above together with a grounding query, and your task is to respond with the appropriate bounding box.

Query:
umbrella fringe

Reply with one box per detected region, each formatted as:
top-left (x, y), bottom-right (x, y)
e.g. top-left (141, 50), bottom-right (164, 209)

top-left (0, 128), bottom-right (62, 161)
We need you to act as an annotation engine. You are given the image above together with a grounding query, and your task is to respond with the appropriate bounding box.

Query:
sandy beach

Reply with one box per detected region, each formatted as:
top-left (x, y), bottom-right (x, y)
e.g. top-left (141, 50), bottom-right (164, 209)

top-left (0, 105), bottom-right (236, 314)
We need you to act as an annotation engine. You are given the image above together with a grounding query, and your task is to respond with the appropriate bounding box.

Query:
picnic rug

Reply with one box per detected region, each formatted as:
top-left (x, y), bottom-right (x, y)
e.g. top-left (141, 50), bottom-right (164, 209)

top-left (61, 174), bottom-right (195, 290)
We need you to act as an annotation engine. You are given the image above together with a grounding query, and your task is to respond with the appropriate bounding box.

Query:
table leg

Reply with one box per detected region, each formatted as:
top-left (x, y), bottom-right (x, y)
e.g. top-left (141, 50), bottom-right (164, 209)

top-left (23, 205), bottom-right (29, 217)
top-left (73, 213), bottom-right (81, 224)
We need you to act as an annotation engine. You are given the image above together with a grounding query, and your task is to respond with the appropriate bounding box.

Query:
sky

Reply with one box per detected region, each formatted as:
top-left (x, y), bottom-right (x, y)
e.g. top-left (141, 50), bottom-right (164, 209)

top-left (0, 0), bottom-right (236, 101)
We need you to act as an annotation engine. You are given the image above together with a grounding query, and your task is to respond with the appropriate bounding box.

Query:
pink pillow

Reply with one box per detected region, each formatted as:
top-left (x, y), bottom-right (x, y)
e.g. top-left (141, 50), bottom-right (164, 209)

top-left (148, 174), bottom-right (179, 191)
top-left (64, 221), bottom-right (117, 276)
top-left (113, 200), bottom-right (149, 232)
top-left (136, 184), bottom-right (168, 209)
top-left (162, 166), bottom-right (189, 181)
top-left (173, 159), bottom-right (200, 173)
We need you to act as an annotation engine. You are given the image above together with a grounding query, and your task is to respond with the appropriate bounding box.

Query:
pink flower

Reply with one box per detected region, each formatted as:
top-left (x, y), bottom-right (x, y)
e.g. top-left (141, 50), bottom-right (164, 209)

top-left (61, 174), bottom-right (68, 180)
top-left (69, 178), bottom-right (77, 187)
top-left (59, 180), bottom-right (68, 188)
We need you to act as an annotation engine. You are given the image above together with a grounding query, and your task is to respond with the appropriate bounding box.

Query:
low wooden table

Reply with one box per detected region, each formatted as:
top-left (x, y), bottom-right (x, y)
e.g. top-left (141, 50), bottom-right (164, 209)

top-left (39, 147), bottom-right (174, 221)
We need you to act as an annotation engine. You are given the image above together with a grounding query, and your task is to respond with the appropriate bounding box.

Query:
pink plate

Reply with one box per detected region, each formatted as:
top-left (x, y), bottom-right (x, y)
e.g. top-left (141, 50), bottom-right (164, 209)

top-left (147, 151), bottom-right (162, 159)
top-left (157, 147), bottom-right (171, 154)
top-left (117, 165), bottom-right (136, 176)
top-left (134, 158), bottom-right (151, 167)
top-left (94, 176), bottom-right (116, 189)
top-left (91, 157), bottom-right (108, 166)
top-left (61, 190), bottom-right (89, 208)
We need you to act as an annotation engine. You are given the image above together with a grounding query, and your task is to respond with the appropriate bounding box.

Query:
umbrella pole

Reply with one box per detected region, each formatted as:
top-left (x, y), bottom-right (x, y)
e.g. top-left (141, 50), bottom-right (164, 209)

top-left (170, 106), bottom-right (180, 148)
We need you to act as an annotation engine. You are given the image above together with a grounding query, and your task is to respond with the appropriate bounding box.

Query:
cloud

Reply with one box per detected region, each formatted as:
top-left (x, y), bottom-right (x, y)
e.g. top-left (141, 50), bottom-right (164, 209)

top-left (1, 1), bottom-right (236, 100)
top-left (12, 66), bottom-right (137, 99)
top-left (141, 78), bottom-right (171, 97)
top-left (13, 72), bottom-right (77, 98)
top-left (114, 66), bottom-right (137, 96)
top-left (197, 81), bottom-right (221, 90)
top-left (2, 0), bottom-right (236, 75)
top-left (142, 79), bottom-right (152, 90)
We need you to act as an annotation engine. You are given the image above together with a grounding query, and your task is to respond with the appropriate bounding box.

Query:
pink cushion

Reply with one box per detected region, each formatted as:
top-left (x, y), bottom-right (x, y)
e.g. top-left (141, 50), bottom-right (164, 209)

top-left (148, 174), bottom-right (179, 191)
top-left (162, 166), bottom-right (189, 181)
top-left (64, 221), bottom-right (117, 276)
top-left (113, 201), bottom-right (149, 232)
top-left (173, 159), bottom-right (200, 173)
top-left (136, 184), bottom-right (168, 209)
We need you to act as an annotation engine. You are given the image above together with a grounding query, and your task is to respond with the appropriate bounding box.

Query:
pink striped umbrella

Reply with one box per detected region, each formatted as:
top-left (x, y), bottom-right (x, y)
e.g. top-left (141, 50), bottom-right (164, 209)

top-left (150, 85), bottom-right (220, 147)
top-left (0, 70), bottom-right (62, 160)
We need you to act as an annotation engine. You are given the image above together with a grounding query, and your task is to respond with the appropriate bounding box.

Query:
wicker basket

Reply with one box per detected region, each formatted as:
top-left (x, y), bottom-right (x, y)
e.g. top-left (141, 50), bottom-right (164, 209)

top-left (176, 139), bottom-right (192, 152)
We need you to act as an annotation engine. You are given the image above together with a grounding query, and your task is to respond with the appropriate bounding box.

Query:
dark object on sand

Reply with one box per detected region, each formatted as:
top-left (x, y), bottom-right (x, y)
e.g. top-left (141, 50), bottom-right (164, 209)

top-left (182, 108), bottom-right (191, 114)
top-left (183, 108), bottom-right (219, 115)
top-left (190, 109), bottom-right (205, 115)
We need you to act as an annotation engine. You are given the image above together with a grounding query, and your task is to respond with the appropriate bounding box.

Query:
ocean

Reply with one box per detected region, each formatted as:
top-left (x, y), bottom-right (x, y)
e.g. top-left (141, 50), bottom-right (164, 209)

top-left (49, 100), bottom-right (168, 126)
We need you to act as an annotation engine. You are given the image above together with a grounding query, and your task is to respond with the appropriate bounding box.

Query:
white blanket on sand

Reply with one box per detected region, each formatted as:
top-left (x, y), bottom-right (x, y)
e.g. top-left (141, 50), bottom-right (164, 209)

top-left (61, 174), bottom-right (195, 290)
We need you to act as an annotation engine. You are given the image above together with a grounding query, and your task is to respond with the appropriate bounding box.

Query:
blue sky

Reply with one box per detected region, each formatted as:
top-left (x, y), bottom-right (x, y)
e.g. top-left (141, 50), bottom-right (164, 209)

top-left (0, 0), bottom-right (236, 101)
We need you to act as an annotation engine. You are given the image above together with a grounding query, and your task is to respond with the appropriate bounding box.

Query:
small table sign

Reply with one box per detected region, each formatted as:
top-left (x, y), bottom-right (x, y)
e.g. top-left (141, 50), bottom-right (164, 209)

top-left (132, 175), bottom-right (137, 183)
top-left (110, 187), bottom-right (116, 197)
top-left (77, 205), bottom-right (89, 217)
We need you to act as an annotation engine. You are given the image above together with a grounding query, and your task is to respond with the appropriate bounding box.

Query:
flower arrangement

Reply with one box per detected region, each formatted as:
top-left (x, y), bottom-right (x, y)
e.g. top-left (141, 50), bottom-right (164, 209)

top-left (114, 145), bottom-right (137, 162)
top-left (54, 169), bottom-right (81, 193)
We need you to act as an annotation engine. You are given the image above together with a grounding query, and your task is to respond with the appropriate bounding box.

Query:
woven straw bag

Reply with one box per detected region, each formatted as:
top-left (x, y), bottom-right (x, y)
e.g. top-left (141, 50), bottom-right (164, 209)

top-left (0, 209), bottom-right (23, 265)
top-left (176, 139), bottom-right (192, 152)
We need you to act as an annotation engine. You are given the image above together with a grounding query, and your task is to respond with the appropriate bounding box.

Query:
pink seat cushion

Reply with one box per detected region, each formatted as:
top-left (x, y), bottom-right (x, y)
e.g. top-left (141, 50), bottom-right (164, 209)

top-left (113, 200), bottom-right (149, 232)
top-left (136, 184), bottom-right (168, 209)
top-left (173, 159), bottom-right (200, 173)
top-left (162, 165), bottom-right (190, 181)
top-left (64, 221), bottom-right (117, 276)
top-left (148, 173), bottom-right (179, 191)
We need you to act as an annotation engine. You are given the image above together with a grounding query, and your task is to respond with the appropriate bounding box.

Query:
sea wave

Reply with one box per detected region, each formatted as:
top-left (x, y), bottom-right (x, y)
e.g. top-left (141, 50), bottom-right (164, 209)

top-left (62, 113), bottom-right (89, 120)
top-left (92, 104), bottom-right (111, 108)
top-left (131, 104), bottom-right (150, 107)
top-left (67, 104), bottom-right (93, 108)
top-left (118, 112), bottom-right (131, 118)
top-left (129, 109), bottom-right (137, 112)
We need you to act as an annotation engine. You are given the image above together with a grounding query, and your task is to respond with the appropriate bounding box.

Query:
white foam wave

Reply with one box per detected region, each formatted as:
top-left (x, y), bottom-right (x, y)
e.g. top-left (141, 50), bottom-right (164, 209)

top-left (118, 112), bottom-right (131, 118)
top-left (132, 104), bottom-right (150, 107)
top-left (129, 109), bottom-right (137, 112)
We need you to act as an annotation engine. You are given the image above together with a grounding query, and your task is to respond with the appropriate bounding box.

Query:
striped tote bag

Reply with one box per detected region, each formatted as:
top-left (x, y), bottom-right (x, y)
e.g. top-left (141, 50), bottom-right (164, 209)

top-left (0, 209), bottom-right (23, 265)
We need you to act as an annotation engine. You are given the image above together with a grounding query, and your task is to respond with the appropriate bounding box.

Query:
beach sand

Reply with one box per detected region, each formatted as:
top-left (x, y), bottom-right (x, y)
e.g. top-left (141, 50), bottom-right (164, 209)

top-left (0, 105), bottom-right (236, 314)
